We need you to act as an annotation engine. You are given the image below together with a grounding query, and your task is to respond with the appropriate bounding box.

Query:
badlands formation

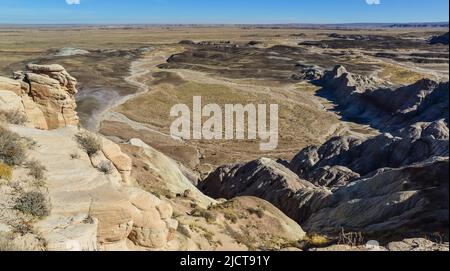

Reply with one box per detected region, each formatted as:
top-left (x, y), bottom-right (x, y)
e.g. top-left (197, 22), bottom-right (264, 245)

top-left (0, 65), bottom-right (306, 251)
top-left (0, 28), bottom-right (448, 251)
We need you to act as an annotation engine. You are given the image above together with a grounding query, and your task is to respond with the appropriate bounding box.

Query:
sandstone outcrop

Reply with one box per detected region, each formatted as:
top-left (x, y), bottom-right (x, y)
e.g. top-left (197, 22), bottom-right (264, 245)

top-left (0, 64), bottom-right (79, 130)
top-left (7, 125), bottom-right (175, 251)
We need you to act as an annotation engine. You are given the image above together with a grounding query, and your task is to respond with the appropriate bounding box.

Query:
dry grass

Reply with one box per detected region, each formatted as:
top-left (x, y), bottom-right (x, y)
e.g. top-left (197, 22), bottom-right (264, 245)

top-left (0, 162), bottom-right (12, 181)
top-left (116, 79), bottom-right (337, 170)
top-left (247, 207), bottom-right (265, 219)
top-left (305, 233), bottom-right (331, 247)
top-left (190, 207), bottom-right (217, 223)
top-left (378, 64), bottom-right (427, 85)
top-left (14, 192), bottom-right (50, 218)
top-left (25, 160), bottom-right (46, 180)
top-left (75, 132), bottom-right (102, 157)
top-left (0, 110), bottom-right (28, 125)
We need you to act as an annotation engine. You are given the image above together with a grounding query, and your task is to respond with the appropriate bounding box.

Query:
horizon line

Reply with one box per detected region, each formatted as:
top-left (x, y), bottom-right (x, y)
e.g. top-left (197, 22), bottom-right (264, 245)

top-left (0, 21), bottom-right (448, 27)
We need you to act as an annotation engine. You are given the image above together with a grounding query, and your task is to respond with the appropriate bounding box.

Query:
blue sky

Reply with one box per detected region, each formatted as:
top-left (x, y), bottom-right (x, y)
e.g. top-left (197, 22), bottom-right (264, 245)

top-left (0, 0), bottom-right (448, 24)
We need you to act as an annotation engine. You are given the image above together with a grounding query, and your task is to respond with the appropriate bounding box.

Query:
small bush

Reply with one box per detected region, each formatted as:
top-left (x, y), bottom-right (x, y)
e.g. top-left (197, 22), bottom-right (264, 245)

top-left (247, 208), bottom-right (265, 218)
top-left (75, 133), bottom-right (101, 157)
top-left (70, 153), bottom-right (80, 160)
top-left (98, 161), bottom-right (113, 174)
top-left (25, 160), bottom-right (46, 180)
top-left (0, 162), bottom-right (13, 181)
top-left (338, 229), bottom-right (365, 247)
top-left (0, 110), bottom-right (28, 125)
top-left (14, 192), bottom-right (50, 218)
top-left (191, 207), bottom-right (217, 223)
top-left (13, 222), bottom-right (34, 235)
top-left (224, 213), bottom-right (239, 223)
top-left (0, 126), bottom-right (26, 166)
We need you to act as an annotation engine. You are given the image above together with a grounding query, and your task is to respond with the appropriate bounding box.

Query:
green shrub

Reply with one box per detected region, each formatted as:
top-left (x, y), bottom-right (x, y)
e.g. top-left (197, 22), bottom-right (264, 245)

top-left (25, 160), bottom-right (46, 180)
top-left (0, 126), bottom-right (26, 166)
top-left (14, 192), bottom-right (50, 218)
top-left (75, 133), bottom-right (101, 157)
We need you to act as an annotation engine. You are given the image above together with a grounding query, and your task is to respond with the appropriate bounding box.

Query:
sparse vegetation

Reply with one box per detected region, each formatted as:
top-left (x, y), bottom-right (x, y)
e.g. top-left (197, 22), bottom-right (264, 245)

top-left (224, 213), bottom-right (239, 223)
top-left (247, 207), bottom-right (265, 218)
top-left (225, 225), bottom-right (257, 250)
top-left (191, 207), bottom-right (217, 223)
top-left (14, 192), bottom-right (50, 218)
top-left (13, 222), bottom-right (34, 235)
top-left (306, 233), bottom-right (331, 247)
top-left (70, 153), bottom-right (81, 160)
top-left (0, 126), bottom-right (26, 166)
top-left (0, 162), bottom-right (13, 181)
top-left (25, 160), bottom-right (46, 180)
top-left (75, 132), bottom-right (101, 157)
top-left (338, 229), bottom-right (365, 247)
top-left (98, 161), bottom-right (114, 174)
top-left (0, 109), bottom-right (28, 125)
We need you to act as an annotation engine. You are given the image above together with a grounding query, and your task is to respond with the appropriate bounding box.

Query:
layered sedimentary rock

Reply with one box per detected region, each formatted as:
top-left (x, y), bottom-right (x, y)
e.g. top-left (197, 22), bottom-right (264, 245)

top-left (0, 64), bottom-right (79, 130)
top-left (200, 158), bottom-right (331, 224)
top-left (303, 157), bottom-right (449, 237)
top-left (320, 65), bottom-right (449, 131)
top-left (201, 66), bottom-right (449, 241)
top-left (202, 147), bottom-right (448, 239)
top-left (290, 121), bottom-right (449, 179)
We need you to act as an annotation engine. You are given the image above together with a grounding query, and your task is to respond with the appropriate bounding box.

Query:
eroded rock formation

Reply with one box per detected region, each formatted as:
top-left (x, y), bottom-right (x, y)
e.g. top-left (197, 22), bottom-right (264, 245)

top-left (320, 65), bottom-right (449, 131)
top-left (1, 64), bottom-right (79, 130)
top-left (201, 67), bottom-right (449, 242)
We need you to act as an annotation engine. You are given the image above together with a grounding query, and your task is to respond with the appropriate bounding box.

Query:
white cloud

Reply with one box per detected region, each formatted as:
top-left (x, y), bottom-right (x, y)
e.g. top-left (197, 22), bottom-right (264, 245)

top-left (66, 0), bottom-right (81, 5)
top-left (366, 0), bottom-right (381, 5)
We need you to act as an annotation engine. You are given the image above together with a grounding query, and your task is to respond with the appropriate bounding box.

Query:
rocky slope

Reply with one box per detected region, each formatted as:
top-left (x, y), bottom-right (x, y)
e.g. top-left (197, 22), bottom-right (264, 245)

top-left (429, 32), bottom-right (449, 45)
top-left (0, 64), bottom-right (306, 251)
top-left (200, 66), bottom-right (449, 245)
top-left (320, 65), bottom-right (449, 132)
